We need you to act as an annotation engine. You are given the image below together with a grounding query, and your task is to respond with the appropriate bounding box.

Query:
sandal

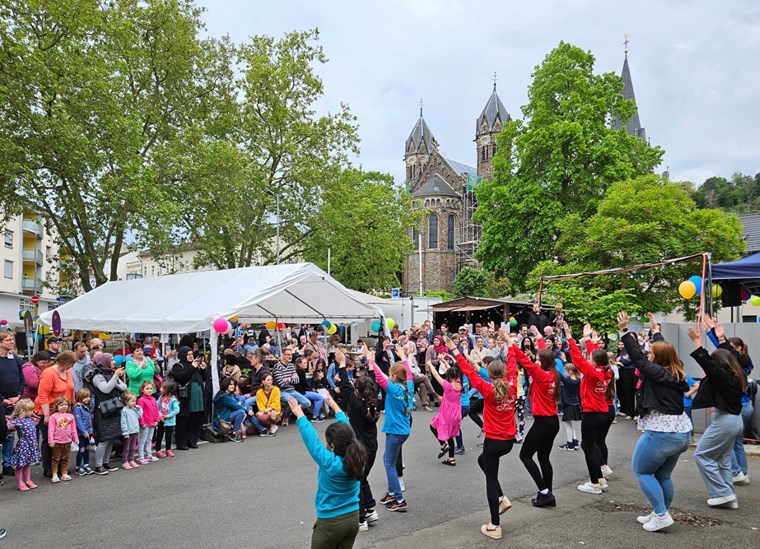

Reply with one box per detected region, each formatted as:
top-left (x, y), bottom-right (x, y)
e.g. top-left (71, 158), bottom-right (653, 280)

top-left (442, 458), bottom-right (456, 466)
top-left (437, 444), bottom-right (450, 459)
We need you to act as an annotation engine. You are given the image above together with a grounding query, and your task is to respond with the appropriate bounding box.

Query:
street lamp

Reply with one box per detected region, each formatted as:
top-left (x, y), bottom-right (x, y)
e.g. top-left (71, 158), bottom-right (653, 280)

top-left (264, 189), bottom-right (281, 264)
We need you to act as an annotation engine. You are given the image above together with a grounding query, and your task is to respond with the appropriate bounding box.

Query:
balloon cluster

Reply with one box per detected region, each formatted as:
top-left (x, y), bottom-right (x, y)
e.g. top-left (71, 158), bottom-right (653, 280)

top-left (678, 276), bottom-right (727, 301)
top-left (265, 321), bottom-right (287, 331)
top-left (319, 320), bottom-right (338, 335)
top-left (370, 318), bottom-right (396, 332)
top-left (213, 318), bottom-right (233, 334)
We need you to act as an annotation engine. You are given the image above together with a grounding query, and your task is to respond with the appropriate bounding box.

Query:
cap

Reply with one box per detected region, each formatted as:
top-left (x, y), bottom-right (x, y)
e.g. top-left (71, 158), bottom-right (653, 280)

top-left (475, 323), bottom-right (482, 328)
top-left (47, 336), bottom-right (61, 344)
top-left (458, 326), bottom-right (467, 332)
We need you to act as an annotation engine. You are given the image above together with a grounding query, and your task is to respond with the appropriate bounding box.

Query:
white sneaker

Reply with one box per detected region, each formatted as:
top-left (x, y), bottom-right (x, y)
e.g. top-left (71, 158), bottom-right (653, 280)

top-left (599, 479), bottom-right (609, 492)
top-left (707, 495), bottom-right (738, 508)
top-left (480, 523), bottom-right (502, 540)
top-left (358, 521), bottom-right (368, 532)
top-left (601, 465), bottom-right (613, 478)
top-left (637, 511), bottom-right (655, 524)
top-left (399, 479), bottom-right (405, 492)
top-left (365, 510), bottom-right (379, 524)
top-left (269, 424), bottom-right (278, 434)
top-left (643, 512), bottom-right (674, 532)
top-left (577, 482), bottom-right (602, 494)
top-left (733, 472), bottom-right (750, 485)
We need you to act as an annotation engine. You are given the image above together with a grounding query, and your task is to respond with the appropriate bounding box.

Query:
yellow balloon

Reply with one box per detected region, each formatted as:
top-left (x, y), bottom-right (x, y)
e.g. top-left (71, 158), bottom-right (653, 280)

top-left (229, 315), bottom-right (239, 323)
top-left (327, 323), bottom-right (338, 335)
top-left (679, 280), bottom-right (696, 300)
top-left (387, 318), bottom-right (396, 330)
top-left (265, 320), bottom-right (276, 330)
top-left (712, 284), bottom-right (722, 298)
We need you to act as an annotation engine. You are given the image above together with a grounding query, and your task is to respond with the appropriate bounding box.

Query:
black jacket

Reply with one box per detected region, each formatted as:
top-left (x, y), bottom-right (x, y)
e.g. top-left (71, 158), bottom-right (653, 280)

top-left (622, 332), bottom-right (688, 416)
top-left (691, 346), bottom-right (743, 414)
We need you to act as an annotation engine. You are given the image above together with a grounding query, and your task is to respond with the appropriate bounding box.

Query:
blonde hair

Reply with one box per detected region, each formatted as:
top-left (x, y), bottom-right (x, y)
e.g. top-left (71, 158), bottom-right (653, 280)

top-left (121, 391), bottom-right (137, 405)
top-left (76, 388), bottom-right (91, 403)
top-left (389, 362), bottom-right (411, 415)
top-left (12, 398), bottom-right (35, 418)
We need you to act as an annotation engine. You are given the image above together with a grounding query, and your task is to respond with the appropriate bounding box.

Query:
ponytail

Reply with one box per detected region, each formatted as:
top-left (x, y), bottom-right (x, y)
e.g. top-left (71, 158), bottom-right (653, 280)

top-left (389, 362), bottom-right (411, 416)
top-left (354, 376), bottom-right (380, 423)
top-left (325, 422), bottom-right (367, 480)
top-left (488, 360), bottom-right (509, 403)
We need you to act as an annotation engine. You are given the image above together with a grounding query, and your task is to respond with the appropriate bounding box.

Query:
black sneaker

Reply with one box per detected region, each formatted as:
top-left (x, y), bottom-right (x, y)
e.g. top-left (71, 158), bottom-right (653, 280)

top-left (558, 443), bottom-right (574, 451)
top-left (531, 491), bottom-right (556, 508)
top-left (43, 470), bottom-right (53, 478)
top-left (0, 528), bottom-right (6, 539)
top-left (2, 466), bottom-right (14, 477)
top-left (379, 492), bottom-right (395, 505)
top-left (385, 500), bottom-right (408, 512)
top-left (311, 417), bottom-right (325, 423)
top-left (105, 464), bottom-right (119, 472)
top-left (229, 434), bottom-right (244, 443)
top-left (93, 467), bottom-right (109, 476)
top-left (259, 430), bottom-right (275, 437)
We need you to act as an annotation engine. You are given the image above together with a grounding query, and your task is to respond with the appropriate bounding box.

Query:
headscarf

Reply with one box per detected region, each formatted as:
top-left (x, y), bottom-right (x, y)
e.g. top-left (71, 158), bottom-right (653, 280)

top-left (433, 336), bottom-right (448, 356)
top-left (177, 346), bottom-right (192, 365)
top-left (93, 353), bottom-right (114, 370)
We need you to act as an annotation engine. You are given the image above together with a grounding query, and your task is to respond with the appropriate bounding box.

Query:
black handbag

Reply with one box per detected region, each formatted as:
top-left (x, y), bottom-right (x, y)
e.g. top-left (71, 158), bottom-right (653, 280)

top-left (98, 396), bottom-right (124, 416)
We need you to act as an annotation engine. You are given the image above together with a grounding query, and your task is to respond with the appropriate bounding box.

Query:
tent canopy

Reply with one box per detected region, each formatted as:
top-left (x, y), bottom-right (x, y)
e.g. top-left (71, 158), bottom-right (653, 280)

top-left (39, 263), bottom-right (383, 334)
top-left (712, 252), bottom-right (760, 281)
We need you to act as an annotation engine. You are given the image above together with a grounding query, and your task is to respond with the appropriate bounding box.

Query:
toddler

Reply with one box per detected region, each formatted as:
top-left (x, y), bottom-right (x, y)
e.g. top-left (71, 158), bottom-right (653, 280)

top-left (11, 399), bottom-right (41, 490)
top-left (74, 389), bottom-right (94, 475)
top-left (137, 381), bottom-right (160, 463)
top-left (120, 391), bottom-right (143, 469)
top-left (155, 381), bottom-right (179, 458)
top-left (48, 396), bottom-right (79, 483)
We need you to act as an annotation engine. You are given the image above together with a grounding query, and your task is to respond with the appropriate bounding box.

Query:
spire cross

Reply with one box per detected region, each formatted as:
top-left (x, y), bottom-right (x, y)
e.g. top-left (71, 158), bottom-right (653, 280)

top-left (419, 98), bottom-right (423, 117)
top-left (624, 34), bottom-right (630, 55)
top-left (493, 72), bottom-right (497, 91)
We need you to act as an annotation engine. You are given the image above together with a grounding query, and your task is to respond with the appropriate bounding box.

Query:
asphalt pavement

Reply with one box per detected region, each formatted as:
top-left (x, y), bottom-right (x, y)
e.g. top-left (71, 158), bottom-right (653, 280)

top-left (1, 411), bottom-right (757, 548)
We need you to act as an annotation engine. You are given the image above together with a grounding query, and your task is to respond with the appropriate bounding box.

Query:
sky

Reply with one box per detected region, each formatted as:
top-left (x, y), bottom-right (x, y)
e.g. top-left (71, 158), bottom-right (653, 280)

top-left (197, 0), bottom-right (760, 187)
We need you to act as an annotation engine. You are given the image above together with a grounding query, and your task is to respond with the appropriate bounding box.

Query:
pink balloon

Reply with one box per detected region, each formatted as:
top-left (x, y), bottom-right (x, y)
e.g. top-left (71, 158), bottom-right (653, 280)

top-left (213, 318), bottom-right (230, 333)
top-left (0, 320), bottom-right (6, 326)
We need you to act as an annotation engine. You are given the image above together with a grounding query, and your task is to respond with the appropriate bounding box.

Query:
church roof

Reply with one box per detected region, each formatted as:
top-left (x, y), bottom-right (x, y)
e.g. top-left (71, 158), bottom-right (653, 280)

top-left (406, 111), bottom-right (437, 153)
top-left (612, 54), bottom-right (644, 138)
top-left (739, 213), bottom-right (760, 253)
top-left (476, 86), bottom-right (510, 134)
top-left (412, 173), bottom-right (461, 198)
top-left (444, 158), bottom-right (476, 177)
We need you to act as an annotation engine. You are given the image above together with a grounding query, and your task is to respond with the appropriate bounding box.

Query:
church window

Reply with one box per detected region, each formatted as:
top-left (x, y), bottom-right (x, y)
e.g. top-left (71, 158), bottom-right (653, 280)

top-left (447, 215), bottom-right (455, 249)
top-left (428, 215), bottom-right (438, 249)
top-left (481, 147), bottom-right (486, 161)
top-left (413, 228), bottom-right (420, 250)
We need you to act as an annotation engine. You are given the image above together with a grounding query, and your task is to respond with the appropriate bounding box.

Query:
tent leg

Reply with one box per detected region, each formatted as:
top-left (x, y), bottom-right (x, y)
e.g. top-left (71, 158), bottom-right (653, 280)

top-left (210, 330), bottom-right (220, 395)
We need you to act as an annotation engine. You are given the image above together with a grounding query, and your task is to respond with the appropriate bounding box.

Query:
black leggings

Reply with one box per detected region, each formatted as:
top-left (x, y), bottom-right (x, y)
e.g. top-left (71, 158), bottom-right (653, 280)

top-left (359, 450), bottom-right (377, 521)
top-left (580, 412), bottom-right (608, 483)
top-left (155, 422), bottom-right (174, 452)
top-left (468, 399), bottom-right (484, 429)
top-left (430, 425), bottom-right (455, 459)
top-left (477, 438), bottom-right (514, 526)
top-left (519, 415), bottom-right (559, 491)
top-left (599, 405), bottom-right (615, 465)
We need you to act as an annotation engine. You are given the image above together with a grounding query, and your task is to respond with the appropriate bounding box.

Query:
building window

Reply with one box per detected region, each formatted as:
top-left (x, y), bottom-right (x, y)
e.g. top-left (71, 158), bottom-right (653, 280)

top-left (481, 147), bottom-right (486, 161)
top-left (413, 228), bottom-right (420, 250)
top-left (448, 215), bottom-right (455, 249)
top-left (428, 215), bottom-right (438, 249)
top-left (4, 260), bottom-right (13, 279)
top-left (4, 230), bottom-right (12, 249)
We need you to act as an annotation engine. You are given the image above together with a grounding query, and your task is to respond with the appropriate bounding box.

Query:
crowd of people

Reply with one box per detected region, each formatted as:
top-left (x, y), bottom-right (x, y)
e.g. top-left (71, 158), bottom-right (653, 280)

top-left (0, 308), bottom-right (755, 546)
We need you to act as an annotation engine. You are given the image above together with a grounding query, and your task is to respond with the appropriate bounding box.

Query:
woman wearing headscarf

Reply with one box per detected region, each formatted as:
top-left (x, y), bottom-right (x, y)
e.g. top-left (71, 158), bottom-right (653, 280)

top-left (89, 353), bottom-right (128, 475)
top-left (170, 346), bottom-right (206, 450)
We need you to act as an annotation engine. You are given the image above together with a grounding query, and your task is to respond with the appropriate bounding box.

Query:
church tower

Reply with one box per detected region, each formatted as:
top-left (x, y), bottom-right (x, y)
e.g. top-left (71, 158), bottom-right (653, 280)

top-left (404, 103), bottom-right (438, 189)
top-left (475, 82), bottom-right (510, 178)
top-left (612, 37), bottom-right (646, 141)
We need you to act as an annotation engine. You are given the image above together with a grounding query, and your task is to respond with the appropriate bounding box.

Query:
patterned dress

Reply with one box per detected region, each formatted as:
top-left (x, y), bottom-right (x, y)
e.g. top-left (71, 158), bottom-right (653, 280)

top-left (11, 417), bottom-right (41, 467)
top-left (430, 380), bottom-right (463, 440)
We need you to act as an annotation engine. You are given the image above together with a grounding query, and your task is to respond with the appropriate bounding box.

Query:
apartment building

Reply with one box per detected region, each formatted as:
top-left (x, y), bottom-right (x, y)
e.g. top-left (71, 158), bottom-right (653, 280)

top-left (0, 212), bottom-right (63, 329)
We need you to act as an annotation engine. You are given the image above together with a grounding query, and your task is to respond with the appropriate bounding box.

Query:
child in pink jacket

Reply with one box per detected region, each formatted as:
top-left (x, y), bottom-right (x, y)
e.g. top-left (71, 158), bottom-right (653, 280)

top-left (48, 396), bottom-right (79, 483)
top-left (136, 381), bottom-right (160, 463)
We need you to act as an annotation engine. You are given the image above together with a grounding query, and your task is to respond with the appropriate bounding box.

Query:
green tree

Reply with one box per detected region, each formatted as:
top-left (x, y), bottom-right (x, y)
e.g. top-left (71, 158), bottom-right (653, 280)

top-left (0, 0), bottom-right (208, 291)
top-left (474, 41), bottom-right (664, 287)
top-left (302, 170), bottom-right (421, 292)
top-left (452, 266), bottom-right (487, 297)
top-left (532, 175), bottom-right (745, 322)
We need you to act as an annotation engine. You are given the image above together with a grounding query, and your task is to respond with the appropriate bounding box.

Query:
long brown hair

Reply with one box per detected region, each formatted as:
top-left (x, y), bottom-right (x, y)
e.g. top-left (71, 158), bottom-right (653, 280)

top-left (389, 362), bottom-right (410, 415)
top-left (590, 349), bottom-right (615, 401)
top-left (487, 360), bottom-right (510, 403)
top-left (537, 349), bottom-right (561, 404)
top-left (650, 341), bottom-right (686, 383)
top-left (729, 337), bottom-right (749, 357)
top-left (711, 349), bottom-right (748, 392)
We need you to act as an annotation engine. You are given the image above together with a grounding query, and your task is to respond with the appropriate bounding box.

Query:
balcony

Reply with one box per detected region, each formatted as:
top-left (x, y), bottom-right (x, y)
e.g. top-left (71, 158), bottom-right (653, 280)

top-left (21, 278), bottom-right (43, 294)
top-left (22, 249), bottom-right (44, 265)
top-left (22, 220), bottom-right (42, 237)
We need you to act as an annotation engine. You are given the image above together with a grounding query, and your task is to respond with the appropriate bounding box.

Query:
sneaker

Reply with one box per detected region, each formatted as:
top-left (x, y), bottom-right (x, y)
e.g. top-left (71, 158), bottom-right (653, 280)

top-left (558, 443), bottom-right (575, 451)
top-left (229, 434), bottom-right (244, 443)
top-left (643, 512), bottom-right (674, 532)
top-left (577, 482), bottom-right (602, 494)
top-left (130, 461), bottom-right (140, 468)
top-left (480, 523), bottom-right (502, 540)
top-left (61, 474), bottom-right (72, 481)
top-left (93, 466), bottom-right (109, 476)
top-left (76, 466), bottom-right (86, 476)
top-left (149, 455), bottom-right (159, 462)
top-left (17, 482), bottom-right (29, 491)
top-left (531, 491), bottom-right (556, 507)
top-left (259, 430), bottom-right (275, 437)
top-left (385, 499), bottom-right (408, 512)
top-left (637, 511), bottom-right (655, 524)
top-left (572, 439), bottom-right (580, 449)
top-left (599, 479), bottom-right (609, 492)
top-left (156, 451), bottom-right (166, 459)
top-left (380, 493), bottom-right (396, 505)
top-left (454, 447), bottom-right (465, 455)
top-left (105, 464), bottom-right (119, 472)
top-left (423, 405), bottom-right (433, 412)
top-left (2, 466), bottom-right (14, 477)
top-left (399, 479), bottom-right (405, 492)
top-left (358, 521), bottom-right (368, 532)
top-left (26, 480), bottom-right (37, 489)
top-left (51, 474), bottom-right (60, 483)
top-left (707, 495), bottom-right (738, 508)
top-left (121, 463), bottom-right (133, 470)
top-left (601, 465), bottom-right (613, 478)
top-left (136, 457), bottom-right (147, 465)
top-left (0, 529), bottom-right (6, 539)
top-left (269, 425), bottom-right (278, 434)
top-left (365, 510), bottom-right (379, 524)
top-left (166, 450), bottom-right (175, 458)
top-left (83, 465), bottom-right (94, 475)
top-left (498, 496), bottom-right (512, 514)
top-left (311, 417), bottom-right (325, 423)
top-left (733, 472), bottom-right (750, 485)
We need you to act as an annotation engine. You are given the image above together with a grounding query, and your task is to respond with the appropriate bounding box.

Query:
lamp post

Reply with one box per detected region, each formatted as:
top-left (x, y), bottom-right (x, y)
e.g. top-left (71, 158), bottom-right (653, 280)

top-left (264, 189), bottom-right (281, 264)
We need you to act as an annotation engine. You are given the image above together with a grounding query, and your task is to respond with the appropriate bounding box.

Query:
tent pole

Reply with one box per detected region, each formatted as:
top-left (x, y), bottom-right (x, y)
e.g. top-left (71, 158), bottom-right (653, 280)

top-left (210, 328), bottom-right (220, 395)
top-left (275, 317), bottom-right (282, 352)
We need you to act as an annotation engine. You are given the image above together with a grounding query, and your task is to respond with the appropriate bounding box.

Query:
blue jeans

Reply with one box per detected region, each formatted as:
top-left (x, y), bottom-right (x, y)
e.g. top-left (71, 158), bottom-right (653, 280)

top-left (228, 409), bottom-right (246, 433)
top-left (243, 413), bottom-right (267, 433)
top-left (2, 436), bottom-right (14, 467)
top-left (303, 391), bottom-right (325, 418)
top-left (632, 431), bottom-right (691, 514)
top-left (280, 390), bottom-right (311, 409)
top-left (695, 409), bottom-right (744, 498)
top-left (383, 433), bottom-right (408, 502)
top-left (729, 401), bottom-right (753, 475)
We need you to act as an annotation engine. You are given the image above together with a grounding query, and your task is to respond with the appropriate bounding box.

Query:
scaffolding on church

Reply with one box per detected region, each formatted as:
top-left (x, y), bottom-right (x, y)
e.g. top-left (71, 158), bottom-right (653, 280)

top-left (456, 173), bottom-right (482, 272)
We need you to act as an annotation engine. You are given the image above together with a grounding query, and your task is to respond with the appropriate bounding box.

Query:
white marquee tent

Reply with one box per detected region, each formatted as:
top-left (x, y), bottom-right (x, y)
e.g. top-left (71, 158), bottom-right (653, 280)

top-left (39, 262), bottom-right (385, 391)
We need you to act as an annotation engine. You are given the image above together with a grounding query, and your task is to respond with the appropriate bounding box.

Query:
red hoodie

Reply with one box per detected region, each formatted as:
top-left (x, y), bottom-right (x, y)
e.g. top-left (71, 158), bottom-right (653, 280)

top-left (453, 351), bottom-right (517, 440)
top-left (585, 339), bottom-right (615, 407)
top-left (567, 338), bottom-right (611, 413)
top-left (512, 346), bottom-right (558, 417)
